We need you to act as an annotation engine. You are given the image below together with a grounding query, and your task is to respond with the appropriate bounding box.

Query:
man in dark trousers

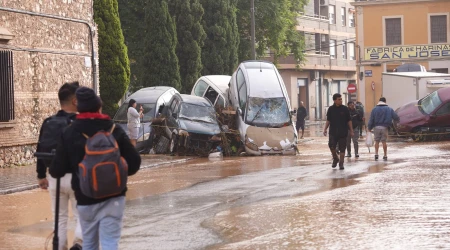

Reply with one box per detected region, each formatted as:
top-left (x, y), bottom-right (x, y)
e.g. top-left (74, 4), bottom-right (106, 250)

top-left (296, 101), bottom-right (308, 139)
top-left (346, 101), bottom-right (363, 158)
top-left (50, 87), bottom-right (141, 250)
top-left (323, 93), bottom-right (353, 170)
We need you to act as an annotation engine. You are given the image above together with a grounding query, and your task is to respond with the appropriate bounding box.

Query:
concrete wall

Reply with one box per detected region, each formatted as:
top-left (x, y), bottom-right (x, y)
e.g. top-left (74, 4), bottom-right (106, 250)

top-left (0, 0), bottom-right (97, 167)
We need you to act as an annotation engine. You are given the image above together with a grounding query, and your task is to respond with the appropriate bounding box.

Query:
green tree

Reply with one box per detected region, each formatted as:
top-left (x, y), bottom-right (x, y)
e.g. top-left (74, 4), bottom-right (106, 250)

top-left (141, 0), bottom-right (181, 90)
top-left (169, 0), bottom-right (206, 94)
top-left (117, 0), bottom-right (146, 92)
top-left (236, 0), bottom-right (307, 67)
top-left (200, 0), bottom-right (239, 75)
top-left (94, 0), bottom-right (130, 116)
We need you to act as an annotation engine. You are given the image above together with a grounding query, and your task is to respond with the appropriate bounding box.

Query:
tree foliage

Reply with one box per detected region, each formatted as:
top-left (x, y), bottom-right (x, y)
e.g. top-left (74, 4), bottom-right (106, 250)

top-left (117, 0), bottom-right (145, 92)
top-left (200, 0), bottom-right (239, 75)
top-left (169, 0), bottom-right (206, 94)
top-left (94, 0), bottom-right (130, 116)
top-left (236, 0), bottom-right (307, 67)
top-left (141, 0), bottom-right (181, 90)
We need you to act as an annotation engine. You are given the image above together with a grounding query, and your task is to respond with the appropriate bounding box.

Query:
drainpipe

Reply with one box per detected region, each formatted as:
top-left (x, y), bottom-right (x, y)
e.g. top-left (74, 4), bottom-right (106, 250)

top-left (0, 7), bottom-right (98, 94)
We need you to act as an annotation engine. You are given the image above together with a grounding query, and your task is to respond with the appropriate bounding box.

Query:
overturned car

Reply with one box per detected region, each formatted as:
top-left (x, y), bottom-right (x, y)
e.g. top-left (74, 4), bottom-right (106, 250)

top-left (152, 93), bottom-right (222, 156)
top-left (394, 87), bottom-right (450, 141)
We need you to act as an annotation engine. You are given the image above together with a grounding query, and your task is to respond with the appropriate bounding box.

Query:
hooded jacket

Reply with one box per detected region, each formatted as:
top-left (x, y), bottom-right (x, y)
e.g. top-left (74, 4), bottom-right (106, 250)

top-left (49, 113), bottom-right (141, 206)
top-left (368, 101), bottom-right (400, 130)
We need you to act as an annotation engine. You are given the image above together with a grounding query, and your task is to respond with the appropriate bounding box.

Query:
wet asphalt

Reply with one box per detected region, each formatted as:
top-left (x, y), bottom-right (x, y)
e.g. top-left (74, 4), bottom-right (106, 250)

top-left (2, 125), bottom-right (450, 249)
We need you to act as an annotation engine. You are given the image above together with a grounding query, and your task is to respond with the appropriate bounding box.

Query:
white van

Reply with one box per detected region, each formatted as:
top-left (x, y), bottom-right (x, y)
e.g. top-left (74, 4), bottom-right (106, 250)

top-left (191, 75), bottom-right (231, 108)
top-left (228, 61), bottom-right (297, 155)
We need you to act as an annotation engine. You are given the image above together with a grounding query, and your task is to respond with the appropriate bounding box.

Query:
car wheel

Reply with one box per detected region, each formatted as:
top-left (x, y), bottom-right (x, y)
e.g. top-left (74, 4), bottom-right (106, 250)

top-left (411, 128), bottom-right (426, 142)
top-left (170, 134), bottom-right (178, 154)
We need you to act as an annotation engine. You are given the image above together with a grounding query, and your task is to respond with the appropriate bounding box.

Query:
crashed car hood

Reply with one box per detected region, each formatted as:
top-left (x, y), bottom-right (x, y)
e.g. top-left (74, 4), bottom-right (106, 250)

top-left (396, 101), bottom-right (425, 124)
top-left (178, 119), bottom-right (221, 135)
top-left (246, 126), bottom-right (295, 150)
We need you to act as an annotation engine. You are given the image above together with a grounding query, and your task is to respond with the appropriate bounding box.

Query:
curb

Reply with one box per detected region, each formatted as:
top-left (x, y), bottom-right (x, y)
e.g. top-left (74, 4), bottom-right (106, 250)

top-left (0, 157), bottom-right (197, 195)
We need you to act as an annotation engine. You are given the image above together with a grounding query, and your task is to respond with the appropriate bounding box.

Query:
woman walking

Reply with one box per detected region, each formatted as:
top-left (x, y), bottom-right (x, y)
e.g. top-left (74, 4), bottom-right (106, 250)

top-left (127, 99), bottom-right (143, 147)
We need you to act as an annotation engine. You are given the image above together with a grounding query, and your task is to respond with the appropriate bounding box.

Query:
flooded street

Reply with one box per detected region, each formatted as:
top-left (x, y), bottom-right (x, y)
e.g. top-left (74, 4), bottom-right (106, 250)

top-left (2, 125), bottom-right (450, 249)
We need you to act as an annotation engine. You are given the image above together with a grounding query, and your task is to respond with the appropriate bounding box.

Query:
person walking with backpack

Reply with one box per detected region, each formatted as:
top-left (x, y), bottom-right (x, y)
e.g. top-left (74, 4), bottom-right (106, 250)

top-left (368, 97), bottom-right (399, 161)
top-left (356, 101), bottom-right (365, 138)
top-left (127, 99), bottom-right (144, 147)
top-left (50, 87), bottom-right (141, 250)
top-left (35, 81), bottom-right (83, 250)
top-left (323, 93), bottom-right (353, 170)
top-left (346, 101), bottom-right (363, 158)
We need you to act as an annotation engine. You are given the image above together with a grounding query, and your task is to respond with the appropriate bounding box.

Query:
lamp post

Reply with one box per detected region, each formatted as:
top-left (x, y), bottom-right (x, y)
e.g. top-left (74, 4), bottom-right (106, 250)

top-left (250, 0), bottom-right (256, 60)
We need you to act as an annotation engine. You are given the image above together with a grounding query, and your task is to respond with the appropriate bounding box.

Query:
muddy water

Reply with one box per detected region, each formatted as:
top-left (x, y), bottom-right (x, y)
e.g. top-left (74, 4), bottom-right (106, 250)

top-left (2, 123), bottom-right (450, 249)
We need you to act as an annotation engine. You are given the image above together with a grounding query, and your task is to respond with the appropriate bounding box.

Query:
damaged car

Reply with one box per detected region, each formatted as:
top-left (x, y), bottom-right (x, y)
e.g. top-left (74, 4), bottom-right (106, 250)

top-left (156, 93), bottom-right (222, 156)
top-left (394, 87), bottom-right (450, 141)
top-left (228, 60), bottom-right (298, 155)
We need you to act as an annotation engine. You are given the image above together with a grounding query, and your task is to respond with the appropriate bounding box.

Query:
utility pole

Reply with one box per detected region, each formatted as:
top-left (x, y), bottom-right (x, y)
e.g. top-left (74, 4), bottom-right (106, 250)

top-left (250, 0), bottom-right (256, 60)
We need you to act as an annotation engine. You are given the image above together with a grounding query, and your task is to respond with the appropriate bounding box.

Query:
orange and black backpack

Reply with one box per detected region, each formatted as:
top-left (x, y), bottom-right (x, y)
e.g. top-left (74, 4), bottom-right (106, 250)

top-left (78, 124), bottom-right (128, 199)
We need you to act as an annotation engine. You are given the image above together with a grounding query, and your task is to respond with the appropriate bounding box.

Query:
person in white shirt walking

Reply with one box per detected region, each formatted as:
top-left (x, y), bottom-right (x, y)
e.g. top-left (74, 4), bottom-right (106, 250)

top-left (127, 99), bottom-right (144, 147)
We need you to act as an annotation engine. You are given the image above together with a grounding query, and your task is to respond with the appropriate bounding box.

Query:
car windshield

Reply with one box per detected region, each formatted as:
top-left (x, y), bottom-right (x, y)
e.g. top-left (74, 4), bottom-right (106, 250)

top-left (179, 103), bottom-right (217, 124)
top-left (246, 97), bottom-right (290, 127)
top-left (419, 91), bottom-right (442, 115)
top-left (113, 103), bottom-right (156, 123)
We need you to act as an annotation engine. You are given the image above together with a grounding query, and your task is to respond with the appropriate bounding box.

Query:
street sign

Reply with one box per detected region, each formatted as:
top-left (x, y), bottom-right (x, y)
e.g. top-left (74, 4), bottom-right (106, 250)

top-left (371, 81), bottom-right (375, 91)
top-left (365, 70), bottom-right (372, 77)
top-left (347, 83), bottom-right (357, 93)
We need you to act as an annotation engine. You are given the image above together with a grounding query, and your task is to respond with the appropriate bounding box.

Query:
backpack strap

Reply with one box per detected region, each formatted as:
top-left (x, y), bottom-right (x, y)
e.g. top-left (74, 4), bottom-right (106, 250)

top-left (110, 124), bottom-right (116, 133)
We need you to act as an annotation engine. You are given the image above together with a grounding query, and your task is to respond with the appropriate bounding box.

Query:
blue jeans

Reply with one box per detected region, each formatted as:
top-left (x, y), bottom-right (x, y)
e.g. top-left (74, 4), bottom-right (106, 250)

top-left (77, 196), bottom-right (126, 250)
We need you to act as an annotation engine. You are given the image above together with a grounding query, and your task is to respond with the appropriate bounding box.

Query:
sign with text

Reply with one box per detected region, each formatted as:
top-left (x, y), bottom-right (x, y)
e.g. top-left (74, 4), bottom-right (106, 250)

top-left (364, 44), bottom-right (450, 60)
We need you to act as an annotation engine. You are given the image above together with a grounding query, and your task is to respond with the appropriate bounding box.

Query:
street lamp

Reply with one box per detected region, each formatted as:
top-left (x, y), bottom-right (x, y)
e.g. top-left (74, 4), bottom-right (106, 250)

top-left (250, 0), bottom-right (256, 60)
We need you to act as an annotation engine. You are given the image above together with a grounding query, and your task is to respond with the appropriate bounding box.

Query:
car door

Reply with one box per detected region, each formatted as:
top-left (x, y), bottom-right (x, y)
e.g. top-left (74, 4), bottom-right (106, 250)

top-left (430, 102), bottom-right (450, 127)
top-left (166, 97), bottom-right (180, 137)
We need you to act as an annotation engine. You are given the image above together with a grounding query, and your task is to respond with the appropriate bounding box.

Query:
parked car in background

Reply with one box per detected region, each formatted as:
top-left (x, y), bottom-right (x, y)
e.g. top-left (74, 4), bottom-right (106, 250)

top-left (113, 86), bottom-right (179, 152)
top-left (228, 60), bottom-right (298, 155)
top-left (394, 87), bottom-right (450, 141)
top-left (159, 93), bottom-right (222, 156)
top-left (191, 75), bottom-right (231, 109)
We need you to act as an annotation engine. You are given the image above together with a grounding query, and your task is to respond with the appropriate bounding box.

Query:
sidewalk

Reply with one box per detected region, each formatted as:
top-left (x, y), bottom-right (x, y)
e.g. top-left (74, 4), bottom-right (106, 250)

top-left (0, 155), bottom-right (195, 195)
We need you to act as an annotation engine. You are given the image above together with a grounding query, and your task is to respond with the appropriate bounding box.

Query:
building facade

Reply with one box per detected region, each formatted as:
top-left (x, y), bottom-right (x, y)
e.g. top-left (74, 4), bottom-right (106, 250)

top-left (352, 0), bottom-right (450, 112)
top-left (269, 0), bottom-right (357, 121)
top-left (0, 0), bottom-right (98, 167)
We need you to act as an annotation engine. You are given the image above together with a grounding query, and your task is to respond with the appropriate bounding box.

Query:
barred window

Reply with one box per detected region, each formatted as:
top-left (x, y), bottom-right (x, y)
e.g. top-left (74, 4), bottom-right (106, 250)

top-left (385, 18), bottom-right (402, 45)
top-left (0, 50), bottom-right (14, 122)
top-left (431, 15), bottom-right (447, 43)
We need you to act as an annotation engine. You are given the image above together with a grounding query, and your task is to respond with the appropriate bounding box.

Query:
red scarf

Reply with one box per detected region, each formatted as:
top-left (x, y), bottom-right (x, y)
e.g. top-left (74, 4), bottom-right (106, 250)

top-left (76, 112), bottom-right (111, 120)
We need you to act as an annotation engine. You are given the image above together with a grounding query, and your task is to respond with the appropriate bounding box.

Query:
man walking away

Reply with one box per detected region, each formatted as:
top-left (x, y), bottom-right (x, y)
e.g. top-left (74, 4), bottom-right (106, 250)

top-left (296, 101), bottom-right (308, 139)
top-left (323, 93), bottom-right (353, 170)
top-left (368, 97), bottom-right (399, 161)
top-left (346, 101), bottom-right (362, 158)
top-left (36, 82), bottom-right (83, 250)
top-left (356, 101), bottom-right (365, 137)
top-left (50, 87), bottom-right (141, 250)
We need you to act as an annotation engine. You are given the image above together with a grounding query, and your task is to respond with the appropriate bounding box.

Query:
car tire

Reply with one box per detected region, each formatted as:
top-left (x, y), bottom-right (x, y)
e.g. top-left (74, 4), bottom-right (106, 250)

top-left (170, 134), bottom-right (178, 155)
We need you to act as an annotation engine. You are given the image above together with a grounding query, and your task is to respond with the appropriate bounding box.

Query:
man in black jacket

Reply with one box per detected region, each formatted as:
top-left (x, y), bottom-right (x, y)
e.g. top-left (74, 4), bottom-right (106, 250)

top-left (50, 87), bottom-right (141, 250)
top-left (323, 93), bottom-right (353, 170)
top-left (296, 101), bottom-right (308, 139)
top-left (36, 81), bottom-right (83, 250)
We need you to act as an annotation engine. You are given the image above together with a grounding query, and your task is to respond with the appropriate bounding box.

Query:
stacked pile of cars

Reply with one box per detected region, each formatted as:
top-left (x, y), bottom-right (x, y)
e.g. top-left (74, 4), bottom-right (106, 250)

top-left (113, 60), bottom-right (299, 156)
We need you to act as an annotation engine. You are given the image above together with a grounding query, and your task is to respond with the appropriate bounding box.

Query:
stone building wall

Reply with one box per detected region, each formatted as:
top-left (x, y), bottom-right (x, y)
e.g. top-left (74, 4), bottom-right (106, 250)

top-left (0, 0), bottom-right (98, 167)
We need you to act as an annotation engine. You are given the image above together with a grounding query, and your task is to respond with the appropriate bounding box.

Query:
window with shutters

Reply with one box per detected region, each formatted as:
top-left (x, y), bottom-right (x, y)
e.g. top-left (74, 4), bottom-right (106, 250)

top-left (430, 15), bottom-right (447, 43)
top-left (329, 40), bottom-right (336, 59)
top-left (385, 18), bottom-right (402, 45)
top-left (0, 50), bottom-right (14, 122)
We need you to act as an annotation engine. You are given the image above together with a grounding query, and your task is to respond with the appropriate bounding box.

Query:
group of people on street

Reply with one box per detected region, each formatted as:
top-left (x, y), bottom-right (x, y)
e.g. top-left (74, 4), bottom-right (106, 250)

top-left (323, 93), bottom-right (399, 169)
top-left (36, 82), bottom-right (141, 250)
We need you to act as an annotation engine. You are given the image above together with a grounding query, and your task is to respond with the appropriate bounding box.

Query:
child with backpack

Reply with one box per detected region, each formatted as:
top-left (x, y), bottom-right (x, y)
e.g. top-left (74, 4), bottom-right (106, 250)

top-left (35, 82), bottom-right (83, 250)
top-left (49, 87), bottom-right (141, 250)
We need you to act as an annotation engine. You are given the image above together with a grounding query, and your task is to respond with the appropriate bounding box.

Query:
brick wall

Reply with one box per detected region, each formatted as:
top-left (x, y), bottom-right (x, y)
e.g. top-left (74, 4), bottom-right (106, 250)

top-left (0, 0), bottom-right (97, 167)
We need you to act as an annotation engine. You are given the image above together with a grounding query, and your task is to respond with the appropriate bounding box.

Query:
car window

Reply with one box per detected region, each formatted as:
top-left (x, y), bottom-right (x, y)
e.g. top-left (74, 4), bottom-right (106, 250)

top-left (237, 69), bottom-right (245, 90)
top-left (238, 81), bottom-right (247, 110)
top-left (169, 98), bottom-right (179, 115)
top-left (436, 102), bottom-right (450, 116)
top-left (216, 96), bottom-right (225, 108)
top-left (204, 86), bottom-right (218, 105)
top-left (193, 80), bottom-right (208, 97)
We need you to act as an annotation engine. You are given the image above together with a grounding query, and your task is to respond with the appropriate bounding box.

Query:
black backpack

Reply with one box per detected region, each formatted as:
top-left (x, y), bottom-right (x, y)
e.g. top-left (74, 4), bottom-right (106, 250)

top-left (37, 115), bottom-right (72, 167)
